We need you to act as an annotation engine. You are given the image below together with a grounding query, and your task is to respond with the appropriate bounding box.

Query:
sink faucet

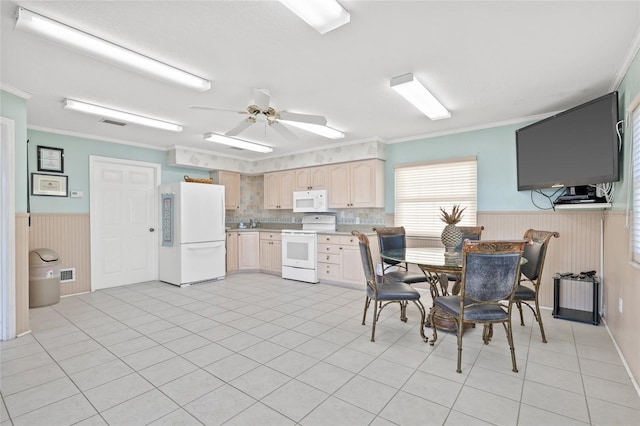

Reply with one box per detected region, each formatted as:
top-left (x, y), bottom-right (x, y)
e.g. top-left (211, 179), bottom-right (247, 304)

top-left (250, 219), bottom-right (255, 228)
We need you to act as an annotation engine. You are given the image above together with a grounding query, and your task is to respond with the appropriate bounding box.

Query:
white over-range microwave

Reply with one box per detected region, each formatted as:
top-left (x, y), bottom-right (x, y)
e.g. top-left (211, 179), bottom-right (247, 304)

top-left (292, 189), bottom-right (329, 212)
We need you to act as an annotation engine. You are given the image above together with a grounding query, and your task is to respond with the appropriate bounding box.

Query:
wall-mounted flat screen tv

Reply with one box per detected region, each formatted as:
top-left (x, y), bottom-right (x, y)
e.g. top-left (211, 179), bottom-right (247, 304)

top-left (516, 92), bottom-right (619, 191)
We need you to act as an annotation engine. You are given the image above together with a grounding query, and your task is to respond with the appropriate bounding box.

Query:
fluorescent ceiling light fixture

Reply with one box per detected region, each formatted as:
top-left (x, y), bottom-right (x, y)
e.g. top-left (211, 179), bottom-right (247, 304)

top-left (390, 73), bottom-right (450, 120)
top-left (279, 0), bottom-right (350, 34)
top-left (15, 7), bottom-right (210, 91)
top-left (63, 99), bottom-right (183, 132)
top-left (204, 132), bottom-right (273, 153)
top-left (278, 112), bottom-right (345, 139)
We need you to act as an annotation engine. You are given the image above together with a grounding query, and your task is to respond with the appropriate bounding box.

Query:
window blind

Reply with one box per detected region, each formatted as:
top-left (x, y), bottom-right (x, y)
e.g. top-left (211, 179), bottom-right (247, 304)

top-left (632, 106), bottom-right (640, 263)
top-left (395, 158), bottom-right (477, 237)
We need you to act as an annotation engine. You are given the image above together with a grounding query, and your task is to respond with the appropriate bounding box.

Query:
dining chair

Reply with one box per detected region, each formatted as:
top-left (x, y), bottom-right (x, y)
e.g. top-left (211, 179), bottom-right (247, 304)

top-left (430, 239), bottom-right (527, 373)
top-left (514, 229), bottom-right (559, 343)
top-left (373, 226), bottom-right (429, 285)
top-left (446, 226), bottom-right (485, 292)
top-left (352, 231), bottom-right (428, 343)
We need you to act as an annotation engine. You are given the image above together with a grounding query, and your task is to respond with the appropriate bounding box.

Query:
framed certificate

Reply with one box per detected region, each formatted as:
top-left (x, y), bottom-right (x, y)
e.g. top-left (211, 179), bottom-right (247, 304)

top-left (37, 146), bottom-right (64, 173)
top-left (31, 173), bottom-right (68, 197)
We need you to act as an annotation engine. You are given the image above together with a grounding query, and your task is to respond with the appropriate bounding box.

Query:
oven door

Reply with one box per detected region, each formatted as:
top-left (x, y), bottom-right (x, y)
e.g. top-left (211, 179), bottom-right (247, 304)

top-left (282, 232), bottom-right (317, 269)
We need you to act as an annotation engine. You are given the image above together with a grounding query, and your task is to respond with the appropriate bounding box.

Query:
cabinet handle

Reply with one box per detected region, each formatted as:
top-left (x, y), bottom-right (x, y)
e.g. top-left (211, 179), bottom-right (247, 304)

top-left (339, 247), bottom-right (343, 250)
top-left (326, 255), bottom-right (330, 260)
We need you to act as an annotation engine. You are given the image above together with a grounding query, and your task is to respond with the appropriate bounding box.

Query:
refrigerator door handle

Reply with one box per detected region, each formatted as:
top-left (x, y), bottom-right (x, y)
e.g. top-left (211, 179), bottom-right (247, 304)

top-left (186, 242), bottom-right (225, 249)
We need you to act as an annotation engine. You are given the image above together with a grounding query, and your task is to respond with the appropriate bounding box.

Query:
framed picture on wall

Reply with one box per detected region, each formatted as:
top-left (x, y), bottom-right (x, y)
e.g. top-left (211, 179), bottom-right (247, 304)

top-left (37, 145), bottom-right (64, 173)
top-left (31, 173), bottom-right (68, 197)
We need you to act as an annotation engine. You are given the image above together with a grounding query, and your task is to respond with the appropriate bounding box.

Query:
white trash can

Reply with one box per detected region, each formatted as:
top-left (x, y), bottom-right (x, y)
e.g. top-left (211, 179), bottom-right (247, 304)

top-left (29, 248), bottom-right (61, 308)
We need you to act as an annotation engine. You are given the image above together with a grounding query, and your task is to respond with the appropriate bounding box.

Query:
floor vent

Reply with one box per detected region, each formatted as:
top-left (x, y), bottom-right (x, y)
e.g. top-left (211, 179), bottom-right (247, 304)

top-left (60, 268), bottom-right (76, 283)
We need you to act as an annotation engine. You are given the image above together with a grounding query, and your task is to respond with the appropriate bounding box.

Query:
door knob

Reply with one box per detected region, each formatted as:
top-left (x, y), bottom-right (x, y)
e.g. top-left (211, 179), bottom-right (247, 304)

top-left (149, 227), bottom-right (155, 232)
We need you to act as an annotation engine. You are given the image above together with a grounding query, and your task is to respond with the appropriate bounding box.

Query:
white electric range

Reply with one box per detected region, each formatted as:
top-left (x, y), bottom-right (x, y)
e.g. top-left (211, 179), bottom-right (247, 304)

top-left (281, 214), bottom-right (336, 283)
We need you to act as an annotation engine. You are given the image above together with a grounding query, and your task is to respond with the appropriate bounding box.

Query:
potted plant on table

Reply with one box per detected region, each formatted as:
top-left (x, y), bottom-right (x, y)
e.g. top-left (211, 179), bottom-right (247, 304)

top-left (440, 204), bottom-right (466, 252)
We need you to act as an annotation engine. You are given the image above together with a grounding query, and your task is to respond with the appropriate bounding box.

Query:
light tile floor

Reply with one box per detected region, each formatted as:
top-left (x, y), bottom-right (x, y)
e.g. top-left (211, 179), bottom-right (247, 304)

top-left (1, 273), bottom-right (639, 425)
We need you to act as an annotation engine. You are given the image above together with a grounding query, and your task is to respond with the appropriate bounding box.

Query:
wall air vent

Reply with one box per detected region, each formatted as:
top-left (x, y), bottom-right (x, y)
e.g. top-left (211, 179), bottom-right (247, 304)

top-left (100, 119), bottom-right (127, 126)
top-left (60, 268), bottom-right (76, 283)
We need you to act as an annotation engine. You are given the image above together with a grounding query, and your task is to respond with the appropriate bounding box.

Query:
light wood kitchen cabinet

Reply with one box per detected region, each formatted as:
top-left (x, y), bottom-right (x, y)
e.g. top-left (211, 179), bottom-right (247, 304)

top-left (264, 170), bottom-right (295, 209)
top-left (328, 159), bottom-right (384, 208)
top-left (317, 233), bottom-right (378, 286)
top-left (238, 231), bottom-right (259, 270)
top-left (294, 166), bottom-right (328, 191)
top-left (212, 170), bottom-right (241, 210)
top-left (226, 231), bottom-right (238, 273)
top-left (259, 232), bottom-right (282, 275)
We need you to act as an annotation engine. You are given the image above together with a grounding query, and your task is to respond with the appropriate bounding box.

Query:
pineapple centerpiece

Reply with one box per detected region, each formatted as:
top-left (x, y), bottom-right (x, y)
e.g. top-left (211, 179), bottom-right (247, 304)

top-left (440, 205), bottom-right (466, 252)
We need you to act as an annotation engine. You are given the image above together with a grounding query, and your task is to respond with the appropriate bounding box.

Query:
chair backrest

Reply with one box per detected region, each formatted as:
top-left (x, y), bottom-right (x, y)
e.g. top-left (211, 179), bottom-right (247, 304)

top-left (454, 226), bottom-right (485, 251)
top-left (520, 229), bottom-right (560, 282)
top-left (373, 227), bottom-right (407, 267)
top-left (461, 240), bottom-right (527, 302)
top-left (353, 231), bottom-right (377, 288)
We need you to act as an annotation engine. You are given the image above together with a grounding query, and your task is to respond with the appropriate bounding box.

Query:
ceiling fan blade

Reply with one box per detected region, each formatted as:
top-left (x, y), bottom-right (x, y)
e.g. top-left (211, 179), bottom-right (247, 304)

top-left (253, 89), bottom-right (271, 112)
top-left (270, 121), bottom-right (298, 142)
top-left (278, 111), bottom-right (327, 126)
top-left (190, 105), bottom-right (243, 113)
top-left (225, 117), bottom-right (255, 136)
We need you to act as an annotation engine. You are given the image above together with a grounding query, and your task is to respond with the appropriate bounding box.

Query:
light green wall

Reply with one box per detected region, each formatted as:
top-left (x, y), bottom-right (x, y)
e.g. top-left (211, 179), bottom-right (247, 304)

top-left (612, 49), bottom-right (640, 209)
top-left (0, 90), bottom-right (28, 212)
top-left (385, 49), bottom-right (640, 213)
top-left (385, 122), bottom-right (547, 213)
top-left (27, 130), bottom-right (210, 213)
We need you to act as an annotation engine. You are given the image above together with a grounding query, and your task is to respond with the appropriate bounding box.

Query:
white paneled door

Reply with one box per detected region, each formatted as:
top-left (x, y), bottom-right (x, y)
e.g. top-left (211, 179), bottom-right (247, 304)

top-left (90, 156), bottom-right (159, 290)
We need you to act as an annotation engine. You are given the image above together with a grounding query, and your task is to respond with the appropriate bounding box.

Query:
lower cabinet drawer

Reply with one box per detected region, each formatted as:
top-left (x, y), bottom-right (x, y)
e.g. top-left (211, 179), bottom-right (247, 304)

top-left (318, 243), bottom-right (341, 255)
top-left (318, 253), bottom-right (340, 264)
top-left (318, 262), bottom-right (341, 281)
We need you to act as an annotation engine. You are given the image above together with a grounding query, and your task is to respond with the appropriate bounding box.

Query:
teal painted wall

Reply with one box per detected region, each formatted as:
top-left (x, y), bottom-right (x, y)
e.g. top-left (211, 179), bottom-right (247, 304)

top-left (384, 122), bottom-right (554, 213)
top-left (612, 50), bottom-right (640, 209)
top-left (0, 90), bottom-right (28, 212)
top-left (385, 50), bottom-right (640, 214)
top-left (26, 130), bottom-right (210, 213)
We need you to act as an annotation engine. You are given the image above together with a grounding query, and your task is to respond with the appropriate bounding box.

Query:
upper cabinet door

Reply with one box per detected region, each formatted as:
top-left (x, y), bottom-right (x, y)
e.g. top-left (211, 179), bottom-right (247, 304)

top-left (328, 163), bottom-right (351, 208)
top-left (295, 166), bottom-right (328, 191)
top-left (309, 166), bottom-right (328, 190)
top-left (279, 170), bottom-right (295, 209)
top-left (218, 171), bottom-right (240, 210)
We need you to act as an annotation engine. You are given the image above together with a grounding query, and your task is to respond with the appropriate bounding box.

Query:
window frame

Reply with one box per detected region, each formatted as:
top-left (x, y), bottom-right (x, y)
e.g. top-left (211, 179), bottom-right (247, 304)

top-left (631, 97), bottom-right (640, 266)
top-left (394, 156), bottom-right (477, 238)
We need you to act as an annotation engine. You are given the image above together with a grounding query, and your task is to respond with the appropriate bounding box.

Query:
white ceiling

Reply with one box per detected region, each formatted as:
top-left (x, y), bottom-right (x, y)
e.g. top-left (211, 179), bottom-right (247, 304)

top-left (2, 1), bottom-right (640, 160)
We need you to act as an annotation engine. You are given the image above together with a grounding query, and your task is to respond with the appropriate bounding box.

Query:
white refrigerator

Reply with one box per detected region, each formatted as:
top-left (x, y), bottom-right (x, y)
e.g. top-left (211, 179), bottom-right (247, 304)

top-left (159, 182), bottom-right (226, 286)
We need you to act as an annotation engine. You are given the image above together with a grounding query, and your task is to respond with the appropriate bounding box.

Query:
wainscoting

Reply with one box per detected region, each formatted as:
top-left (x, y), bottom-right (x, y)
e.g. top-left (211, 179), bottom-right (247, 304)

top-left (28, 213), bottom-right (91, 296)
top-left (405, 210), bottom-right (605, 311)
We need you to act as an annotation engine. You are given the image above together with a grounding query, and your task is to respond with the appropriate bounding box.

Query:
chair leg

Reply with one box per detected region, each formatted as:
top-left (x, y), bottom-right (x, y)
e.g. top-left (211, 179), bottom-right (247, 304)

top-left (534, 295), bottom-right (547, 343)
top-left (516, 301), bottom-right (525, 326)
top-left (428, 308), bottom-right (438, 346)
top-left (400, 301), bottom-right (408, 322)
top-left (370, 297), bottom-right (379, 342)
top-left (411, 300), bottom-right (428, 342)
top-left (456, 318), bottom-right (464, 374)
top-left (502, 321), bottom-right (518, 373)
top-left (362, 296), bottom-right (370, 326)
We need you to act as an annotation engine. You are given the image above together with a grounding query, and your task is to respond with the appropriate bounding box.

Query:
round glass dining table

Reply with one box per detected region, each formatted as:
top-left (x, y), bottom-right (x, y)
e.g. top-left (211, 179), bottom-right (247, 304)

top-left (380, 247), bottom-right (527, 334)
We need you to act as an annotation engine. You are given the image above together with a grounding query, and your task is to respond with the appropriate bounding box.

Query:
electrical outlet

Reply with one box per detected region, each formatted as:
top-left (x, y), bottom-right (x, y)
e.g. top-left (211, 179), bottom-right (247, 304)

top-left (618, 297), bottom-right (623, 314)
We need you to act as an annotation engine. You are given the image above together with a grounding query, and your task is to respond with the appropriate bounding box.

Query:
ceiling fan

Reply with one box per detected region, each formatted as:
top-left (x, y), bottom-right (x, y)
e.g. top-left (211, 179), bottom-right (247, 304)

top-left (191, 88), bottom-right (345, 142)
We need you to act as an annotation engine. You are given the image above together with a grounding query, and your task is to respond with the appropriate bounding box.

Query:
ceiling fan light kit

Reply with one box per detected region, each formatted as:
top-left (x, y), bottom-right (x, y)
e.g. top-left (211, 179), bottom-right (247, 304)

top-left (63, 99), bottom-right (183, 132)
top-left (390, 73), bottom-right (450, 120)
top-left (15, 7), bottom-right (211, 91)
top-left (204, 132), bottom-right (273, 153)
top-left (279, 0), bottom-right (350, 34)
